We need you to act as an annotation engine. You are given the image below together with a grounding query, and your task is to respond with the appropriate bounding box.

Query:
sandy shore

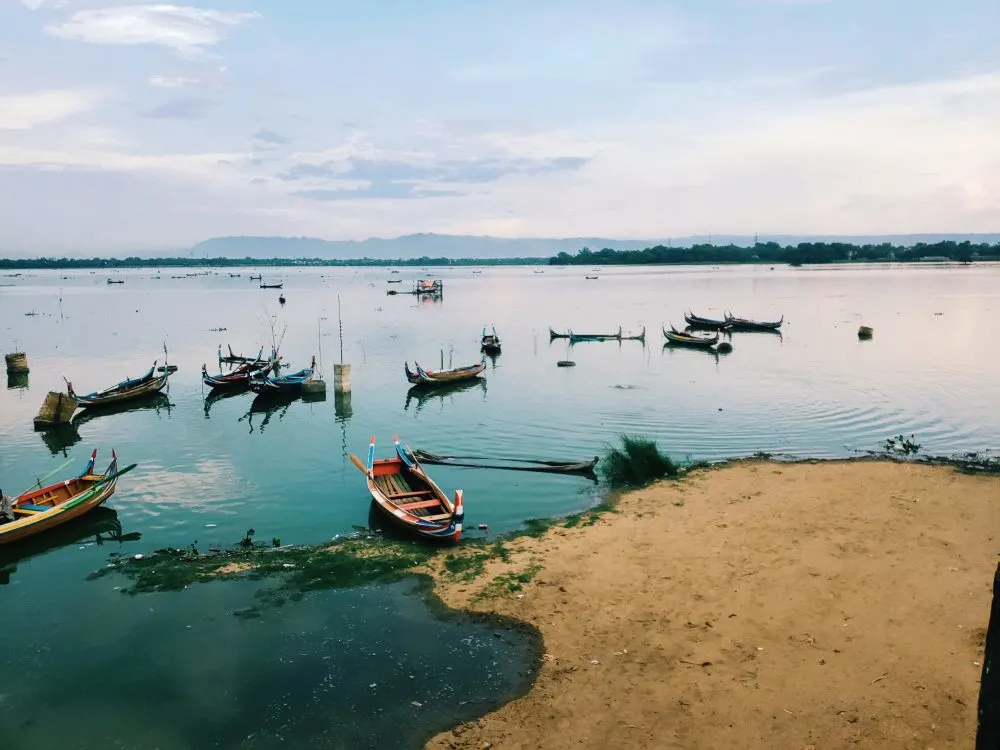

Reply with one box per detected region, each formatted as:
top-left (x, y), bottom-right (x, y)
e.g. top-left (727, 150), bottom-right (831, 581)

top-left (425, 460), bottom-right (998, 749)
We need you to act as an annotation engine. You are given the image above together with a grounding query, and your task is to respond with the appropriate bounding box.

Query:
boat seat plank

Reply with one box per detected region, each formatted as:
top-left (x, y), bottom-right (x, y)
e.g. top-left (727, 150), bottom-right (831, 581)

top-left (14, 504), bottom-right (52, 514)
top-left (422, 513), bottom-right (453, 521)
top-left (396, 499), bottom-right (440, 510)
top-left (391, 490), bottom-right (434, 501)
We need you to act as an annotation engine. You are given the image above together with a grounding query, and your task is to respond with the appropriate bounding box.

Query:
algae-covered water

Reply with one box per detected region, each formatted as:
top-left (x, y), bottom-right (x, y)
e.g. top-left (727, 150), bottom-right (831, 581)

top-left (1, 263), bottom-right (998, 747)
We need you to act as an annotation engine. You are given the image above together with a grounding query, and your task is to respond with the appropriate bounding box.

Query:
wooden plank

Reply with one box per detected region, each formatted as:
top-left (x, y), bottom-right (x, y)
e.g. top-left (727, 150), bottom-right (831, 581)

top-left (397, 499), bottom-right (440, 511)
top-left (391, 490), bottom-right (434, 501)
top-left (422, 513), bottom-right (453, 521)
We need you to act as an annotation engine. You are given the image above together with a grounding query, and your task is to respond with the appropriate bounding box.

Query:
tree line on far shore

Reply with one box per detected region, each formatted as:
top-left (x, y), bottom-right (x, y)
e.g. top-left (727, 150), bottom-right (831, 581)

top-left (0, 255), bottom-right (547, 270)
top-left (548, 240), bottom-right (998, 266)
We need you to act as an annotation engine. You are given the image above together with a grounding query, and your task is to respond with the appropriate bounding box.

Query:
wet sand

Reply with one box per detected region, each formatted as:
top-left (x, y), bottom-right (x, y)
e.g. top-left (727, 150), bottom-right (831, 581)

top-left (425, 460), bottom-right (998, 749)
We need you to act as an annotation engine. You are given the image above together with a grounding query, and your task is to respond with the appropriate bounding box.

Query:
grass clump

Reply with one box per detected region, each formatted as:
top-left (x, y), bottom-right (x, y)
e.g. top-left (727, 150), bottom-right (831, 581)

top-left (474, 565), bottom-right (543, 602)
top-left (600, 435), bottom-right (679, 488)
top-left (443, 551), bottom-right (490, 581)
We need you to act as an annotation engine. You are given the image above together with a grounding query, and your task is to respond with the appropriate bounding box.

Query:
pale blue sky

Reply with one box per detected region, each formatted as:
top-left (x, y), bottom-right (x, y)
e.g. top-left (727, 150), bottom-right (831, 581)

top-left (1, 0), bottom-right (998, 252)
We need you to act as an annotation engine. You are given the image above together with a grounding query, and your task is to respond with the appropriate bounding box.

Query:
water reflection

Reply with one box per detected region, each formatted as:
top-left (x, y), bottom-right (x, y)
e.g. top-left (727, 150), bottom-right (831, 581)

top-left (661, 343), bottom-right (722, 363)
top-left (37, 422), bottom-right (82, 455)
top-left (404, 378), bottom-right (488, 415)
top-left (202, 387), bottom-right (247, 419)
top-left (0, 507), bottom-right (141, 585)
top-left (71, 391), bottom-right (174, 427)
top-left (334, 391), bottom-right (352, 460)
top-left (241, 393), bottom-right (301, 433)
top-left (7, 372), bottom-right (29, 390)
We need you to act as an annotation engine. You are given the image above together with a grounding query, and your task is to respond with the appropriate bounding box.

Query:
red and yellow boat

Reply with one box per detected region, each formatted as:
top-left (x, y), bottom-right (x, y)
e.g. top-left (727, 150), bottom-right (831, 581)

top-left (0, 450), bottom-right (127, 546)
top-left (353, 436), bottom-right (464, 543)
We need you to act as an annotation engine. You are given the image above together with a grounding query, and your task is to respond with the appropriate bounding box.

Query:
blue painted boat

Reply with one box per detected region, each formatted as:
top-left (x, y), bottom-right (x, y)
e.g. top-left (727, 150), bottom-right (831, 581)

top-left (248, 356), bottom-right (315, 396)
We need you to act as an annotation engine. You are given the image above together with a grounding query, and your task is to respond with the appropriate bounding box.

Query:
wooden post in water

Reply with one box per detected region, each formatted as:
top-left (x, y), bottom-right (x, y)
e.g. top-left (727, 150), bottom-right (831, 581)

top-left (978, 563), bottom-right (1000, 749)
top-left (333, 293), bottom-right (352, 393)
top-left (34, 391), bottom-right (77, 429)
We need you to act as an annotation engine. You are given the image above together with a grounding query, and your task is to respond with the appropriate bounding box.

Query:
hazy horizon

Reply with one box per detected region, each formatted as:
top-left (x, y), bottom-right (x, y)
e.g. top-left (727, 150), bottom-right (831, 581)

top-left (1, 1), bottom-right (998, 254)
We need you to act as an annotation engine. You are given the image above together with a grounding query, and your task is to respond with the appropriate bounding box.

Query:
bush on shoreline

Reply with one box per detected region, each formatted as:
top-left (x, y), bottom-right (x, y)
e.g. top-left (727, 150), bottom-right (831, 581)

top-left (601, 435), bottom-right (679, 488)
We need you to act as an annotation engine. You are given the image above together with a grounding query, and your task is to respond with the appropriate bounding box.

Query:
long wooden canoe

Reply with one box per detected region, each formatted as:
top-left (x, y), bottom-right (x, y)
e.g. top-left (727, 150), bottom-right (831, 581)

top-left (0, 450), bottom-right (122, 546)
top-left (67, 362), bottom-right (171, 409)
top-left (203, 350), bottom-right (278, 389)
top-left (405, 356), bottom-right (486, 386)
top-left (362, 437), bottom-right (463, 542)
top-left (663, 325), bottom-right (720, 348)
top-left (725, 313), bottom-right (783, 331)
top-left (684, 311), bottom-right (732, 330)
top-left (248, 356), bottom-right (316, 396)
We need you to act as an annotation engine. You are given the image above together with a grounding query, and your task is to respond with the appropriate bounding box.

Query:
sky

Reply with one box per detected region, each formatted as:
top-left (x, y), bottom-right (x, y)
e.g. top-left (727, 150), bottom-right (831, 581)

top-left (0, 0), bottom-right (998, 253)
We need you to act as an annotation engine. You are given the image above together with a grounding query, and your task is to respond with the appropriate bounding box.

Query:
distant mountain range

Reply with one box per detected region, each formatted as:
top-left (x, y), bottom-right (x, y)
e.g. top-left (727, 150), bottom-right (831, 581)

top-left (188, 233), bottom-right (1000, 260)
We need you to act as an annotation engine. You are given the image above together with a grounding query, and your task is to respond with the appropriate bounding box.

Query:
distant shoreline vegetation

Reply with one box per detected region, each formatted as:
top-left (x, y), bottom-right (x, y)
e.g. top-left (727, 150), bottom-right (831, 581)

top-left (0, 256), bottom-right (549, 270)
top-left (548, 240), bottom-right (998, 266)
top-left (1, 240), bottom-right (997, 270)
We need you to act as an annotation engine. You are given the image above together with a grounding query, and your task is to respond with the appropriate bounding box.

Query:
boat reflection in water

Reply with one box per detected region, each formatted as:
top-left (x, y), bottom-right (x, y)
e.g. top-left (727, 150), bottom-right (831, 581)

top-left (7, 372), bottom-right (28, 390)
top-left (404, 378), bottom-right (487, 415)
top-left (661, 342), bottom-right (721, 363)
top-left (202, 387), bottom-right (247, 419)
top-left (71, 392), bottom-right (173, 428)
top-left (240, 392), bottom-right (301, 434)
top-left (38, 422), bottom-right (82, 456)
top-left (0, 507), bottom-right (141, 585)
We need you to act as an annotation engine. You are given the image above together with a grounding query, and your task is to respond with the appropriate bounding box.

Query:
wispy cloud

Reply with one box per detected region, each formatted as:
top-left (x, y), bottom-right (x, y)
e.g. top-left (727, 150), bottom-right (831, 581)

top-left (149, 75), bottom-right (203, 88)
top-left (0, 89), bottom-right (102, 130)
top-left (253, 129), bottom-right (289, 145)
top-left (141, 96), bottom-right (214, 119)
top-left (20, 0), bottom-right (67, 9)
top-left (45, 5), bottom-right (261, 60)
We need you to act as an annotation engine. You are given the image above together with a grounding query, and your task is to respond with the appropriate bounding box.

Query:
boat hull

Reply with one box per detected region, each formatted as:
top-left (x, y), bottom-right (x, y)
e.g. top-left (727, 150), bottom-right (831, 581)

top-left (0, 451), bottom-right (119, 546)
top-left (71, 373), bottom-right (170, 409)
top-left (363, 438), bottom-right (463, 543)
top-left (404, 358), bottom-right (486, 386)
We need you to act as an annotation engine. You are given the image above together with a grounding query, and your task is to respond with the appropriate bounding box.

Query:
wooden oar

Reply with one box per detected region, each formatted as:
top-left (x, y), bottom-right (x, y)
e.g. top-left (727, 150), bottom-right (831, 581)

top-left (91, 463), bottom-right (138, 488)
top-left (18, 456), bottom-right (75, 495)
top-left (348, 453), bottom-right (369, 475)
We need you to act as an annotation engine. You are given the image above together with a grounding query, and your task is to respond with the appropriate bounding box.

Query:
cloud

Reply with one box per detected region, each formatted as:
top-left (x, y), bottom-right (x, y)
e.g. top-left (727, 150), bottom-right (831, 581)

top-left (253, 129), bottom-right (289, 145)
top-left (279, 154), bottom-right (588, 184)
top-left (149, 75), bottom-right (203, 88)
top-left (294, 186), bottom-right (462, 202)
top-left (0, 89), bottom-right (102, 130)
top-left (45, 5), bottom-right (261, 60)
top-left (140, 96), bottom-right (214, 119)
top-left (20, 0), bottom-right (66, 9)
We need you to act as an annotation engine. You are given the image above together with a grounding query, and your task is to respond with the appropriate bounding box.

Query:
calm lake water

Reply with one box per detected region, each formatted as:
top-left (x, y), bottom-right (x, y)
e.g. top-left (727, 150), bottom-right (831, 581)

top-left (1, 263), bottom-right (998, 747)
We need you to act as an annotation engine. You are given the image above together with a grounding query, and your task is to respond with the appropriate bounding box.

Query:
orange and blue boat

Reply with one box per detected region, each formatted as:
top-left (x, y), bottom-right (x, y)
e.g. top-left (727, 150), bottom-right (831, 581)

top-left (0, 450), bottom-right (131, 546)
top-left (353, 436), bottom-right (464, 542)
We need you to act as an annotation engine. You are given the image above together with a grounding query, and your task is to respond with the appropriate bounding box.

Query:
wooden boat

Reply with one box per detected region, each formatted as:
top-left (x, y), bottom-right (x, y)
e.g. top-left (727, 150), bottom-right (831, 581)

top-left (663, 325), bottom-right (719, 348)
top-left (569, 327), bottom-right (622, 343)
top-left (725, 313), bottom-right (783, 331)
top-left (412, 449), bottom-right (599, 477)
top-left (260, 282), bottom-right (283, 289)
top-left (405, 356), bottom-right (486, 386)
top-left (480, 326), bottom-right (501, 354)
top-left (354, 436), bottom-right (464, 543)
top-left (219, 344), bottom-right (267, 366)
top-left (549, 328), bottom-right (571, 339)
top-left (0, 450), bottom-right (130, 546)
top-left (684, 311), bottom-right (731, 330)
top-left (202, 351), bottom-right (277, 389)
top-left (66, 361), bottom-right (171, 409)
top-left (415, 279), bottom-right (442, 295)
top-left (248, 356), bottom-right (316, 396)
top-left (249, 274), bottom-right (262, 281)
top-left (106, 278), bottom-right (124, 285)
top-left (387, 279), bottom-right (403, 284)
top-left (585, 276), bottom-right (599, 280)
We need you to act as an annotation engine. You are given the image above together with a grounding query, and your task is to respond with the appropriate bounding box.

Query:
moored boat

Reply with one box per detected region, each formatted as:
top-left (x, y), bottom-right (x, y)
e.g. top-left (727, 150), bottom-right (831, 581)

top-left (352, 437), bottom-right (463, 543)
top-left (0, 450), bottom-right (132, 546)
top-left (248, 356), bottom-right (316, 396)
top-left (66, 360), bottom-right (172, 409)
top-left (684, 311), bottom-right (732, 330)
top-left (569, 327), bottom-right (623, 343)
top-left (405, 355), bottom-right (486, 386)
top-left (663, 325), bottom-right (720, 348)
top-left (549, 328), bottom-right (572, 339)
top-left (480, 326), bottom-right (501, 354)
top-left (202, 350), bottom-right (278, 389)
top-left (415, 279), bottom-right (443, 295)
top-left (725, 313), bottom-right (783, 331)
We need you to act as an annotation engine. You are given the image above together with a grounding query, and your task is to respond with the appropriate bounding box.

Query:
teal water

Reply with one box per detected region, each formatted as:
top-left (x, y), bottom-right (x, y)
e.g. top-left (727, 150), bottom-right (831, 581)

top-left (1, 263), bottom-right (998, 747)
